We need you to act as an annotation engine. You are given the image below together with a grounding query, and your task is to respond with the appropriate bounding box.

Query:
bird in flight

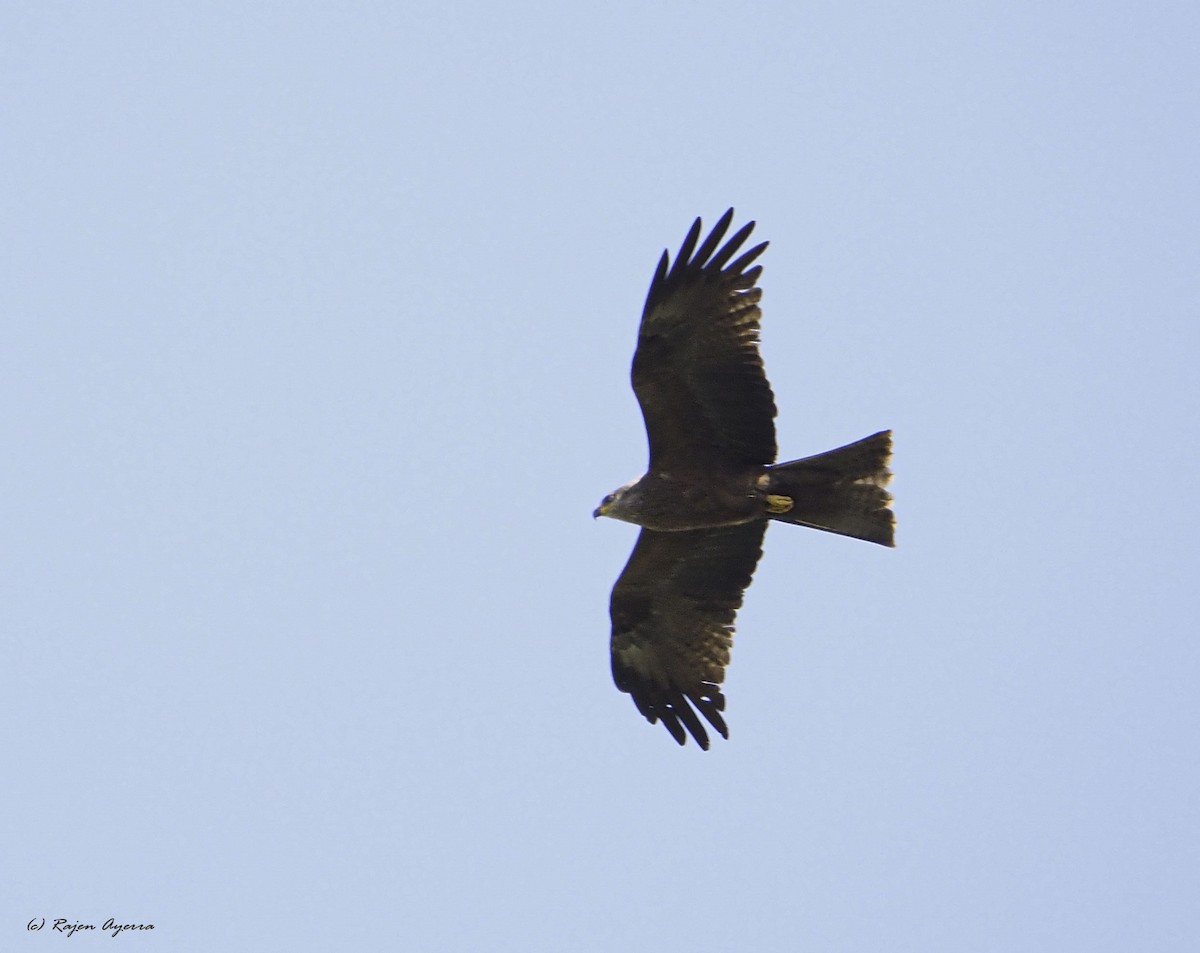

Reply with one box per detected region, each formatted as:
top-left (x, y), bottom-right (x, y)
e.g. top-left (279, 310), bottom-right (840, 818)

top-left (594, 210), bottom-right (894, 748)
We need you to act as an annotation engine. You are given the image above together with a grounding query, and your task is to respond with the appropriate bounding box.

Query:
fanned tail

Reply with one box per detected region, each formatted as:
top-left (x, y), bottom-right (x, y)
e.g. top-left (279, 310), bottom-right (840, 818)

top-left (764, 430), bottom-right (895, 546)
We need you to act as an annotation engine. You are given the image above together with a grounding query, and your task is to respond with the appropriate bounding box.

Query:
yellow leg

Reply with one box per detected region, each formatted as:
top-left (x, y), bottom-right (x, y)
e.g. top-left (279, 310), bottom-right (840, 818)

top-left (765, 494), bottom-right (794, 515)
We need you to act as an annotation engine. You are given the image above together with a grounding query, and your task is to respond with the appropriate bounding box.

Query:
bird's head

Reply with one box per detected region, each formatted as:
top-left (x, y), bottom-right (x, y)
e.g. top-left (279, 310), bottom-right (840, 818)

top-left (593, 477), bottom-right (644, 523)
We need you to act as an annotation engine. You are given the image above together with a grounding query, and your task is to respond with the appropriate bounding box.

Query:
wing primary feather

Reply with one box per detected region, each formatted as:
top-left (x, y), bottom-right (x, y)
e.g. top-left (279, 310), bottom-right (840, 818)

top-left (651, 249), bottom-right (669, 288)
top-left (726, 240), bottom-right (769, 278)
top-left (629, 691), bottom-right (656, 722)
top-left (690, 693), bottom-right (729, 740)
top-left (658, 707), bottom-right (688, 746)
top-left (708, 220), bottom-right (757, 271)
top-left (691, 207), bottom-right (735, 268)
top-left (672, 694), bottom-right (712, 749)
top-left (669, 216), bottom-right (704, 281)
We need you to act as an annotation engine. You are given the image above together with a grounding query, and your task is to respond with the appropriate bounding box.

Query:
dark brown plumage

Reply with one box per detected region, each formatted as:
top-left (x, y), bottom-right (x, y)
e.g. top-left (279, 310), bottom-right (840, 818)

top-left (595, 210), bottom-right (894, 749)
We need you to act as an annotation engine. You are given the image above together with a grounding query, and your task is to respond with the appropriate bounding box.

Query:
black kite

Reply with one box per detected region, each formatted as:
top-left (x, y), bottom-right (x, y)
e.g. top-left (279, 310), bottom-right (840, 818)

top-left (594, 210), bottom-right (894, 748)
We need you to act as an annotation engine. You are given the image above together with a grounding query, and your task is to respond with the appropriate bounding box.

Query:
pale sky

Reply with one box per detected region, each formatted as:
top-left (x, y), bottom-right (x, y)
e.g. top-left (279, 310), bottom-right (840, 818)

top-left (5, 3), bottom-right (1198, 950)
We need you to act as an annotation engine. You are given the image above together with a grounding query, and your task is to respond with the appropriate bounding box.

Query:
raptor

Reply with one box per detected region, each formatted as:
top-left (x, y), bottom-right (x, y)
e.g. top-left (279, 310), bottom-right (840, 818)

top-left (595, 210), bottom-right (894, 748)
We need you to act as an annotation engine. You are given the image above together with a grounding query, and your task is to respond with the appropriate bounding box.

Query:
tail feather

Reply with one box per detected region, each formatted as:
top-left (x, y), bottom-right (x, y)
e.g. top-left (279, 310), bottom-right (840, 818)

top-left (765, 430), bottom-right (895, 546)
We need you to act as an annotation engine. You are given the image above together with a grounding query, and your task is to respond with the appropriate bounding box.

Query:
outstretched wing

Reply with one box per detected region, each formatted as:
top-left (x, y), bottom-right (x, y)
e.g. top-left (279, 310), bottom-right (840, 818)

top-left (609, 522), bottom-right (767, 749)
top-left (633, 209), bottom-right (776, 470)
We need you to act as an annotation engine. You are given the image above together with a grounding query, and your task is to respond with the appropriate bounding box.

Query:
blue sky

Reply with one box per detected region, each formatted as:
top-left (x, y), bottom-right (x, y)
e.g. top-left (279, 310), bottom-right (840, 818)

top-left (4, 3), bottom-right (1198, 950)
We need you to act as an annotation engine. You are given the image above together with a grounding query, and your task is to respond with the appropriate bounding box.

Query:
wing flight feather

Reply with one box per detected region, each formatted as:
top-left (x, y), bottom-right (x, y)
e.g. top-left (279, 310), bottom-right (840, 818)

top-left (609, 523), bottom-right (767, 748)
top-left (632, 210), bottom-right (777, 470)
